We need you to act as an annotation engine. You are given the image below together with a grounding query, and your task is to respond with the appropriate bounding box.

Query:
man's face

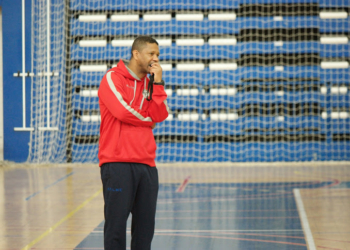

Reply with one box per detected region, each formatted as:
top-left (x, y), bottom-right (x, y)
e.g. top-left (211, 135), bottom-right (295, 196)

top-left (134, 43), bottom-right (160, 74)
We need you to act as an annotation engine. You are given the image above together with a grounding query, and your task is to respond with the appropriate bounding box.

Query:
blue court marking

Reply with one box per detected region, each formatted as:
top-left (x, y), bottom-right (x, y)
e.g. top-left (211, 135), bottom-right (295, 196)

top-left (76, 180), bottom-right (347, 250)
top-left (25, 172), bottom-right (75, 201)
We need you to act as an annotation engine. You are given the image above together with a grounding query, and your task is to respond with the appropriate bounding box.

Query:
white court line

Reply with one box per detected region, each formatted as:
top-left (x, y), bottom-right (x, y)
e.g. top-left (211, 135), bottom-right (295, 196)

top-left (157, 161), bottom-right (350, 168)
top-left (156, 229), bottom-right (303, 232)
top-left (92, 229), bottom-right (302, 233)
top-left (293, 189), bottom-right (316, 250)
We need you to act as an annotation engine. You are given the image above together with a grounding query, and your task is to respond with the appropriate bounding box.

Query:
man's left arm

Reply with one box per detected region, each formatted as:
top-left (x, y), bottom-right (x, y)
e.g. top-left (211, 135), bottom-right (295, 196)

top-left (147, 83), bottom-right (170, 123)
top-left (146, 62), bottom-right (170, 123)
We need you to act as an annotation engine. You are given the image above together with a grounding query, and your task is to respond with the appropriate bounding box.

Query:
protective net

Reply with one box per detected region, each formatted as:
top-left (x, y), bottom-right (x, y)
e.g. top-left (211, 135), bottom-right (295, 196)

top-left (29, 0), bottom-right (68, 162)
top-left (29, 0), bottom-right (350, 163)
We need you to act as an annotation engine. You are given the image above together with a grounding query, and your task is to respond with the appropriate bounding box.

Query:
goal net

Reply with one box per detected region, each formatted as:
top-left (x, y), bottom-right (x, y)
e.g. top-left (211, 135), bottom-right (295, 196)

top-left (29, 0), bottom-right (350, 163)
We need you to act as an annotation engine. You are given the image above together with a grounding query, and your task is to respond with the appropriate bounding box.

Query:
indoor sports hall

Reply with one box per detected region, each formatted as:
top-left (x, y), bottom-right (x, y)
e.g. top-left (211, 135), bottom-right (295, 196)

top-left (1, 0), bottom-right (350, 250)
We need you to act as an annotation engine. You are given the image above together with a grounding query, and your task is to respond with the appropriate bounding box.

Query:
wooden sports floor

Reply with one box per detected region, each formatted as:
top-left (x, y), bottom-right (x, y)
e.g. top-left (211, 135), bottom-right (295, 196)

top-left (0, 162), bottom-right (349, 250)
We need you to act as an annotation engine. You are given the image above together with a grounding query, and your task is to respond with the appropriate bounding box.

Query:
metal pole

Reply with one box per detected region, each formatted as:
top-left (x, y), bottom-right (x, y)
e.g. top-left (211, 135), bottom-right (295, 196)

top-left (14, 0), bottom-right (34, 131)
top-left (38, 0), bottom-right (57, 131)
top-left (22, 0), bottom-right (26, 128)
top-left (46, 0), bottom-right (50, 128)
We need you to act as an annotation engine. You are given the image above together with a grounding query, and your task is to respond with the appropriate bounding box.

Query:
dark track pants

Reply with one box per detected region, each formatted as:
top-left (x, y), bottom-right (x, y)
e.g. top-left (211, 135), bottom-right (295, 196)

top-left (101, 162), bottom-right (159, 250)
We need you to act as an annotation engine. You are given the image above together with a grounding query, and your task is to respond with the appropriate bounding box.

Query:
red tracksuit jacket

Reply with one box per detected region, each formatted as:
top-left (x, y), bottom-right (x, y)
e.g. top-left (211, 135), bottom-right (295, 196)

top-left (98, 59), bottom-right (169, 167)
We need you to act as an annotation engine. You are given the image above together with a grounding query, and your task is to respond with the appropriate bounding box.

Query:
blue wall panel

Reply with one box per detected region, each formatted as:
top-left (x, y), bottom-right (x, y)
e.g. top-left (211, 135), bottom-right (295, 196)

top-left (2, 0), bottom-right (349, 162)
top-left (1, 0), bottom-right (31, 162)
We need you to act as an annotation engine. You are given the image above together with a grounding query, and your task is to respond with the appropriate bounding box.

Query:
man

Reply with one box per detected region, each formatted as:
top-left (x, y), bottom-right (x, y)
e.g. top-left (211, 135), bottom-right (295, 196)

top-left (98, 36), bottom-right (169, 250)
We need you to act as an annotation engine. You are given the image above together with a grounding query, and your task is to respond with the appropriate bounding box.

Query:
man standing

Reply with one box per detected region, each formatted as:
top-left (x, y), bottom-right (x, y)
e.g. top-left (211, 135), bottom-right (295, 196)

top-left (98, 36), bottom-right (169, 250)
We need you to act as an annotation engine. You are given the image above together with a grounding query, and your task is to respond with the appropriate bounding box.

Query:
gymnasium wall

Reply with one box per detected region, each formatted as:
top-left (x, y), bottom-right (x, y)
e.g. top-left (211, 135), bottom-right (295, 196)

top-left (1, 0), bottom-right (32, 162)
top-left (2, 0), bottom-right (350, 163)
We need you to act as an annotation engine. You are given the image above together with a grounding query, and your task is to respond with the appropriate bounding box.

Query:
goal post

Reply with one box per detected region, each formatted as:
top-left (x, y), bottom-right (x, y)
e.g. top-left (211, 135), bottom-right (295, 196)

top-left (28, 0), bottom-right (350, 163)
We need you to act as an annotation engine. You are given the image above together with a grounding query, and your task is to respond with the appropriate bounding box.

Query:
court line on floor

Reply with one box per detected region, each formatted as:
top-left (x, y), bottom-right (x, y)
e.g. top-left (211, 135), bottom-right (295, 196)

top-left (153, 233), bottom-right (307, 247)
top-left (316, 237), bottom-right (350, 243)
top-left (90, 229), bottom-right (305, 240)
top-left (174, 231), bottom-right (305, 239)
top-left (176, 175), bottom-right (191, 193)
top-left (156, 208), bottom-right (298, 212)
top-left (91, 229), bottom-right (303, 233)
top-left (157, 162), bottom-right (350, 168)
top-left (21, 188), bottom-right (102, 250)
top-left (157, 193), bottom-right (295, 204)
top-left (155, 216), bottom-right (300, 220)
top-left (293, 189), bottom-right (316, 250)
top-left (294, 171), bottom-right (341, 189)
top-left (316, 247), bottom-right (343, 250)
top-left (25, 171), bottom-right (75, 201)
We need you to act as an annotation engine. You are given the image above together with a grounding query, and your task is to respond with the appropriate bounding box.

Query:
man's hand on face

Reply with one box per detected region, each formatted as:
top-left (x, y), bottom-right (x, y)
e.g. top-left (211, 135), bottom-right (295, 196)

top-left (149, 63), bottom-right (163, 82)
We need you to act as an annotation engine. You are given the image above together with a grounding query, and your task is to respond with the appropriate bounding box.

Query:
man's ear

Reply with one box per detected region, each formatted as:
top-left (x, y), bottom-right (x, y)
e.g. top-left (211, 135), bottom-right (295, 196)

top-left (132, 50), bottom-right (139, 60)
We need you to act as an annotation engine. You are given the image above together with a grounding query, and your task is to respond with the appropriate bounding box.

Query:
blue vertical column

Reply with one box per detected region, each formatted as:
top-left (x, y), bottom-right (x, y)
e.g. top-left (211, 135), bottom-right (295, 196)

top-left (1, 0), bottom-right (32, 162)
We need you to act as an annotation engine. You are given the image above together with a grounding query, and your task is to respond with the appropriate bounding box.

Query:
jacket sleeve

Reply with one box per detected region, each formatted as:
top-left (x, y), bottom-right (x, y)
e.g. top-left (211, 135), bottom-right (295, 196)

top-left (98, 71), bottom-right (154, 127)
top-left (146, 84), bottom-right (170, 123)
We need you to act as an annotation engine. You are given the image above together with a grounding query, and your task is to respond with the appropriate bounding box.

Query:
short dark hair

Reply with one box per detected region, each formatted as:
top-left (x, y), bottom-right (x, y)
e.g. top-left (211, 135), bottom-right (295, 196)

top-left (131, 36), bottom-right (159, 57)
